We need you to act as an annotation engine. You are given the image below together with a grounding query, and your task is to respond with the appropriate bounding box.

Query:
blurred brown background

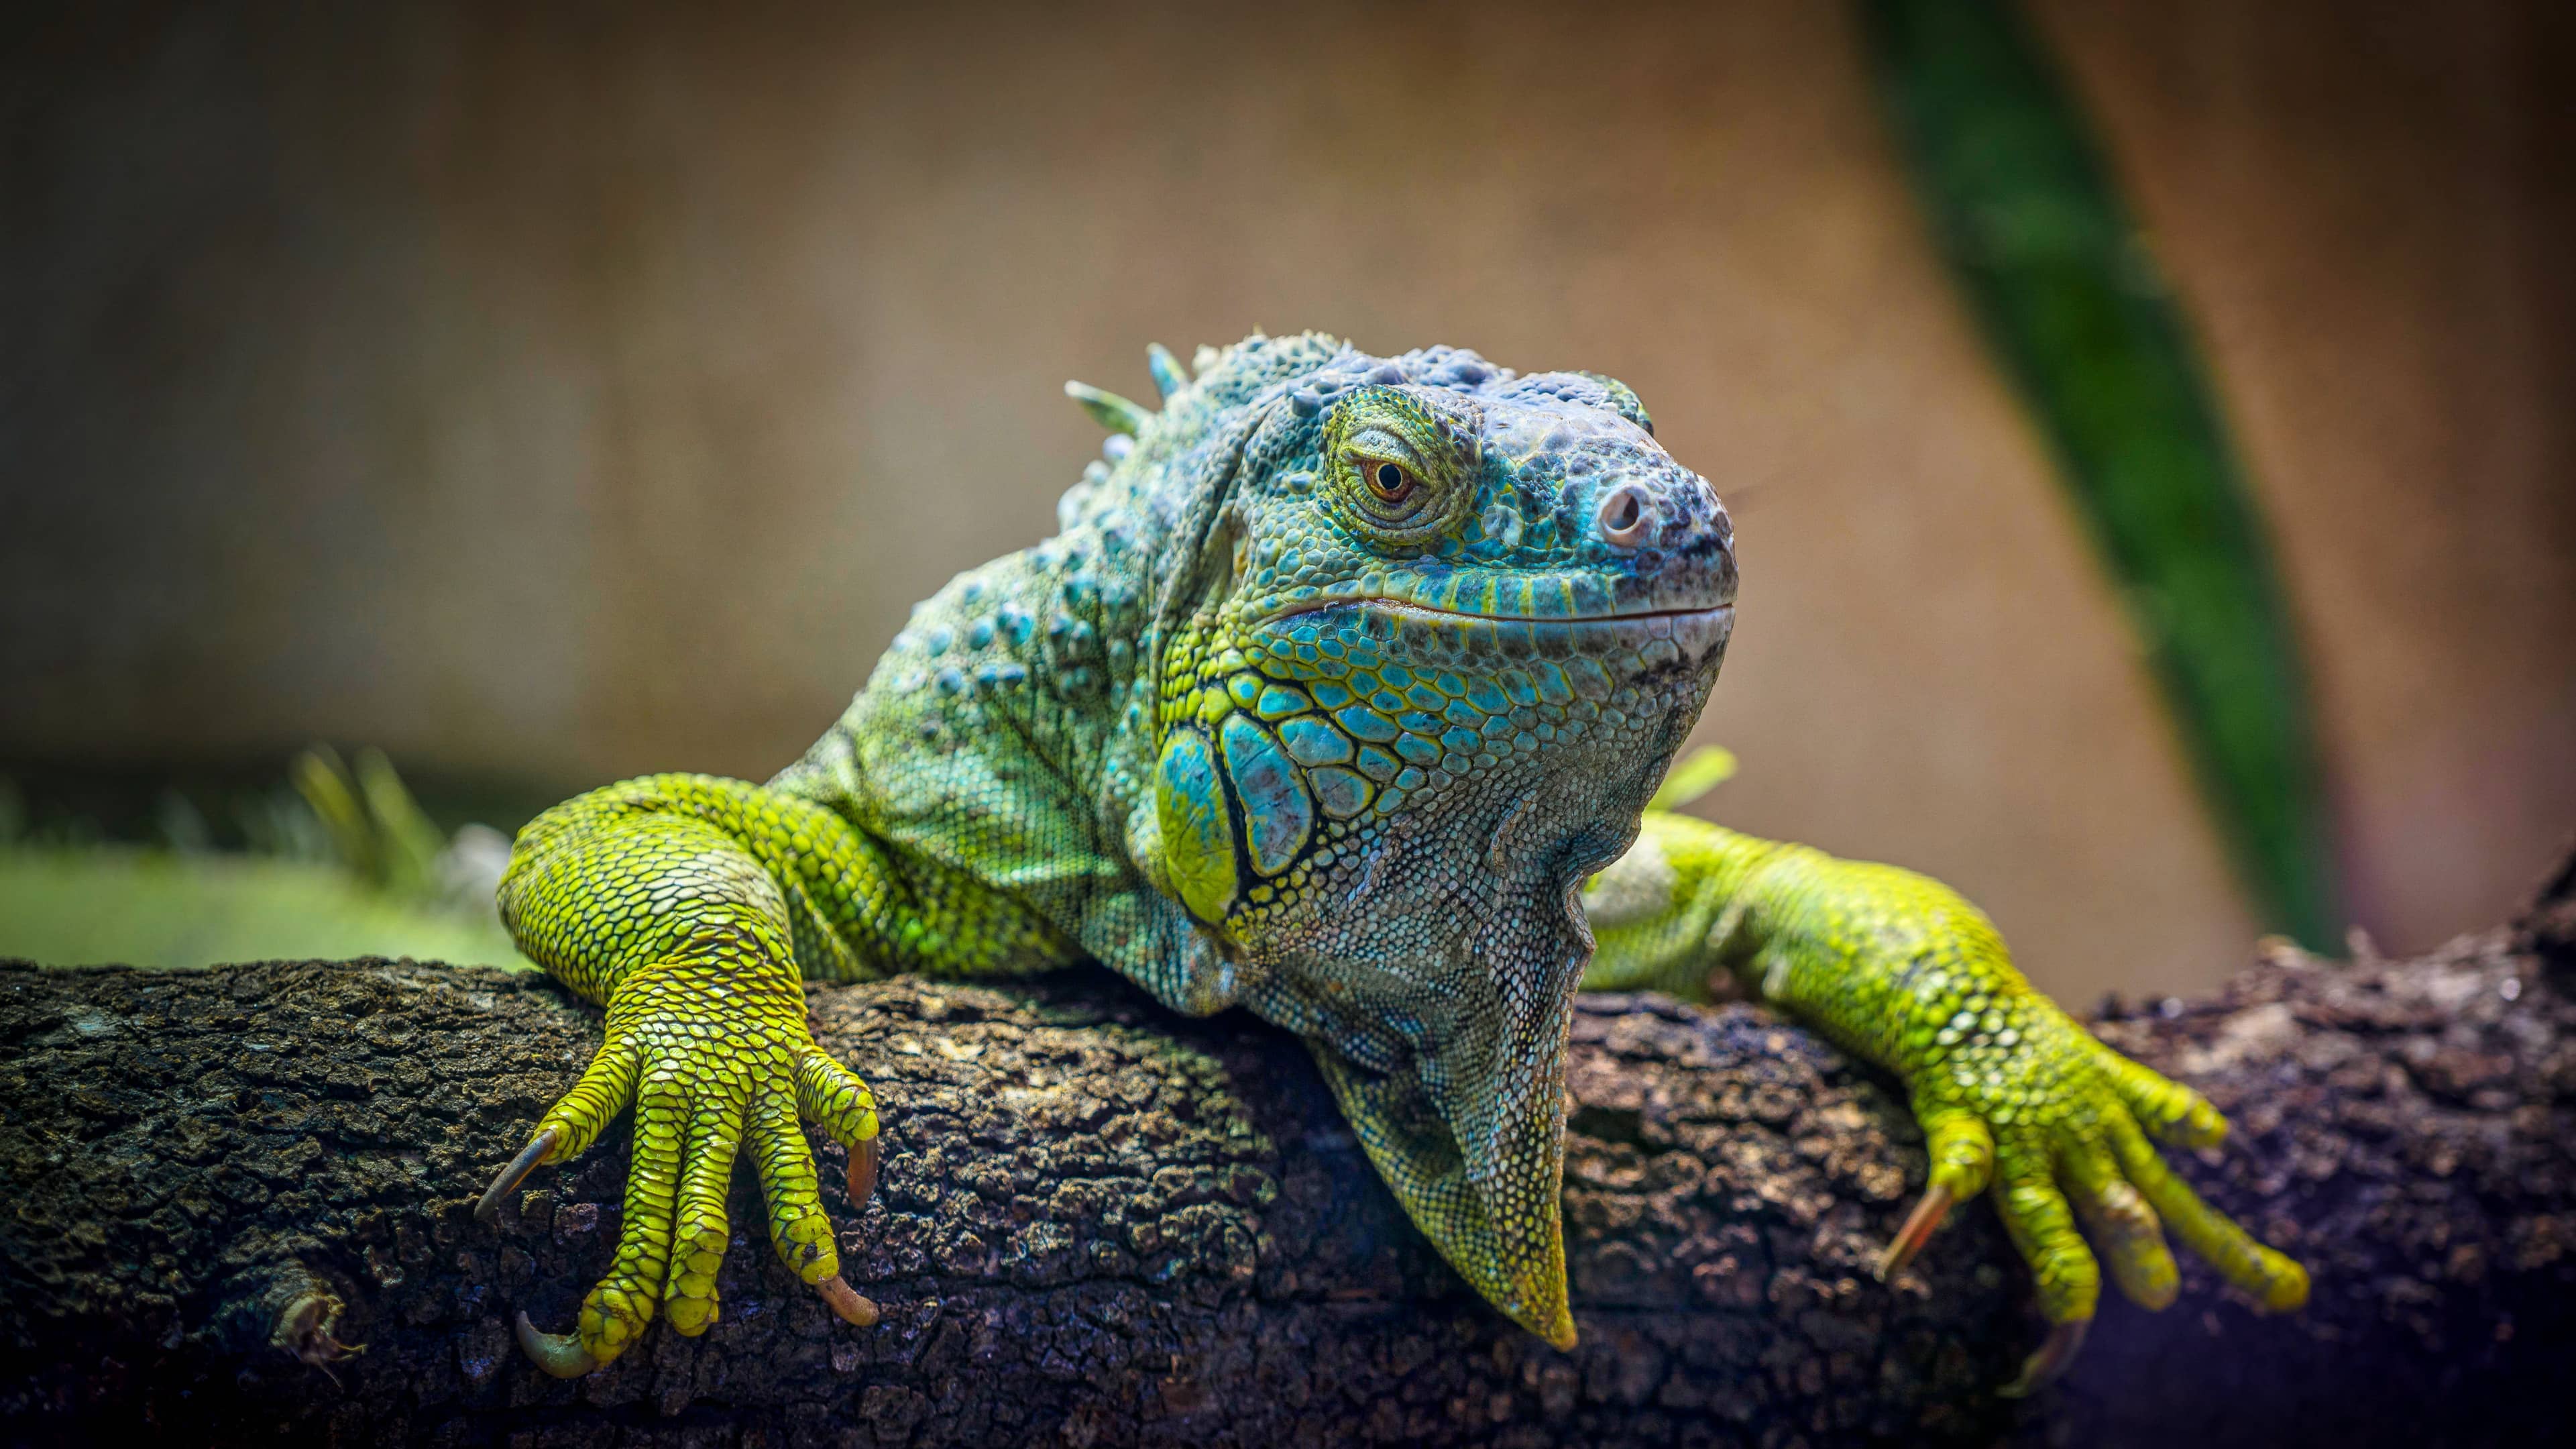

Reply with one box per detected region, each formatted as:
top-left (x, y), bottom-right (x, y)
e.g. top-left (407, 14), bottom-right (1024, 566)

top-left (5, 0), bottom-right (2571, 1002)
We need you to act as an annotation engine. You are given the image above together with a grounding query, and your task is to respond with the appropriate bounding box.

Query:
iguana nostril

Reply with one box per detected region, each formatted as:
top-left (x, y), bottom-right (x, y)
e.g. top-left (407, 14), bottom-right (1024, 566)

top-left (1596, 484), bottom-right (1652, 547)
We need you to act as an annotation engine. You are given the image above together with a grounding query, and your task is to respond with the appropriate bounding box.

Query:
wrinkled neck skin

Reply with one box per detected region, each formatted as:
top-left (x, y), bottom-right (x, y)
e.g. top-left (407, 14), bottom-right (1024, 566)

top-left (1030, 333), bottom-right (1736, 1347)
top-left (1231, 738), bottom-right (1665, 1066)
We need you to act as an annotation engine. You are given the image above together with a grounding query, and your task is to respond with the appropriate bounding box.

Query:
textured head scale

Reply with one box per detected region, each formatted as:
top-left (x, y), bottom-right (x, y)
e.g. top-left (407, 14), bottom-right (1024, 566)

top-left (1088, 335), bottom-right (1737, 1346)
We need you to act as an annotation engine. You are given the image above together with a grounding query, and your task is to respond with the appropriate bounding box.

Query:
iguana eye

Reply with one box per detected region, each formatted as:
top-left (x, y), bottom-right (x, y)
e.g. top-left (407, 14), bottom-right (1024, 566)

top-left (1322, 386), bottom-right (1475, 545)
top-left (1365, 460), bottom-right (1419, 505)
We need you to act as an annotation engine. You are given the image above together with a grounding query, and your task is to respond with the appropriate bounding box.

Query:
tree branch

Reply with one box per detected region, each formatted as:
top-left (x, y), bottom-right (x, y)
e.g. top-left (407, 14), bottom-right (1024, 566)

top-left (3, 850), bottom-right (2569, 1446)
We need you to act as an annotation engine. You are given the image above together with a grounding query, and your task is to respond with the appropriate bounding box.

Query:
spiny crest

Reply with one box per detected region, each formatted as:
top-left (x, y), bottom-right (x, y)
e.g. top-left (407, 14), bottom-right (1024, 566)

top-left (1145, 343), bottom-right (1189, 402)
top-left (1054, 334), bottom-right (1343, 541)
top-left (1064, 379), bottom-right (1150, 437)
top-left (1064, 341), bottom-right (1196, 438)
top-left (1065, 332), bottom-right (1352, 439)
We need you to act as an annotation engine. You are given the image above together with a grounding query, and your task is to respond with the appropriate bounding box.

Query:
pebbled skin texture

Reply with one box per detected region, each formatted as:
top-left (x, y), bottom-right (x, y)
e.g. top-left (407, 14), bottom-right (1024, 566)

top-left (492, 333), bottom-right (2303, 1376)
top-left (1582, 818), bottom-right (2308, 1345)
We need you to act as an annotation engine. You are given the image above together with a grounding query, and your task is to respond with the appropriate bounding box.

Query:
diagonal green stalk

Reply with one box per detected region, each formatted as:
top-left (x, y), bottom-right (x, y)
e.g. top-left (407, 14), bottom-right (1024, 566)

top-left (1857, 0), bottom-right (2342, 947)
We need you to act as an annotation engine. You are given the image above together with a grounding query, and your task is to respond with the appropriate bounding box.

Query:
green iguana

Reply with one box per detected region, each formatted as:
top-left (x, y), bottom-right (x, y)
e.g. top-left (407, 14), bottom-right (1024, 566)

top-left (477, 334), bottom-right (2306, 1393)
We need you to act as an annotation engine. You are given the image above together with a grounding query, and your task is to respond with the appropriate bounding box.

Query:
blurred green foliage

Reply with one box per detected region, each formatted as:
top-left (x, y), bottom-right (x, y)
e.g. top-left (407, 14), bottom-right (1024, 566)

top-left (0, 847), bottom-right (528, 971)
top-left (0, 751), bottom-right (534, 971)
top-left (1649, 745), bottom-right (1740, 812)
top-left (1860, 0), bottom-right (2343, 948)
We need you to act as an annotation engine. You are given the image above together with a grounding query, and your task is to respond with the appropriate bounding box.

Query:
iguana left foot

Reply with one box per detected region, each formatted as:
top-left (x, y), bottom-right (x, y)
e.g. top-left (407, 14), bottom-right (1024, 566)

top-left (1587, 819), bottom-right (2308, 1392)
top-left (1872, 985), bottom-right (2308, 1394)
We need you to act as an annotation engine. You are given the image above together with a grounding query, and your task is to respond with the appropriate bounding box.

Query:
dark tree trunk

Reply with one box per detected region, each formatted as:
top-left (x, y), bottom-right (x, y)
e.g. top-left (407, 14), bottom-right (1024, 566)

top-left (2023, 853), bottom-right (2576, 1448)
top-left (3, 851), bottom-right (2571, 1448)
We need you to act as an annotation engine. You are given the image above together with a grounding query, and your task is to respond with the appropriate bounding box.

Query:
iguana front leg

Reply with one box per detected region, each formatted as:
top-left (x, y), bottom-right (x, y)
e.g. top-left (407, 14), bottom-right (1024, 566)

top-left (478, 775), bottom-right (910, 1375)
top-left (1581, 810), bottom-right (2309, 1393)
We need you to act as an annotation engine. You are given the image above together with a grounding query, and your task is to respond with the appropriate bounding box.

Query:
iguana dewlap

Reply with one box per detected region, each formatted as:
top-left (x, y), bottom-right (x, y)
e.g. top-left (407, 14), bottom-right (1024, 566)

top-left (480, 335), bottom-right (2306, 1390)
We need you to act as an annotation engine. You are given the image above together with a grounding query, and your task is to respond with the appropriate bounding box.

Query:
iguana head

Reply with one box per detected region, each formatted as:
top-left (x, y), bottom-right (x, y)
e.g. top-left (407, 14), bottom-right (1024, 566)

top-left (1082, 335), bottom-right (1735, 1347)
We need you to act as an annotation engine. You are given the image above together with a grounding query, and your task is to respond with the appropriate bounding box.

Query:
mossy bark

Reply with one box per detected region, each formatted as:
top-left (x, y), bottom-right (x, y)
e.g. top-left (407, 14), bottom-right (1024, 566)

top-left (4, 852), bottom-right (2570, 1446)
top-left (2025, 857), bottom-right (2576, 1447)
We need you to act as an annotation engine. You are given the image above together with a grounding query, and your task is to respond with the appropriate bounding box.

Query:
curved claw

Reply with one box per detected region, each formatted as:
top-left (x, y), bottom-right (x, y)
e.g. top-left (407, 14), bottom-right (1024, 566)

top-left (1998, 1318), bottom-right (2089, 1398)
top-left (846, 1134), bottom-right (881, 1210)
top-left (476, 1128), bottom-right (559, 1224)
top-left (1876, 1183), bottom-right (1954, 1281)
top-left (816, 1274), bottom-right (880, 1328)
top-left (514, 1310), bottom-right (599, 1379)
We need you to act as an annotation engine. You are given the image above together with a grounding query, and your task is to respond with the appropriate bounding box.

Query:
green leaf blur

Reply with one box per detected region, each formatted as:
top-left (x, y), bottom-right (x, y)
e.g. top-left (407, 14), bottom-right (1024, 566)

top-left (1860, 0), bottom-right (2342, 947)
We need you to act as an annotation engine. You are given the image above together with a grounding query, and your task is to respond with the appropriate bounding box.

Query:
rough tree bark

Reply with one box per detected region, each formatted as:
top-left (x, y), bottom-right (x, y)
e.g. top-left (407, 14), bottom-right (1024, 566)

top-left (2, 851), bottom-right (2569, 1448)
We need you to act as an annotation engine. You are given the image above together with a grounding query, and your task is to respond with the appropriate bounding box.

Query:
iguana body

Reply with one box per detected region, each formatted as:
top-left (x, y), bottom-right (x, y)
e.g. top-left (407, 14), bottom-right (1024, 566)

top-left (484, 335), bottom-right (2306, 1388)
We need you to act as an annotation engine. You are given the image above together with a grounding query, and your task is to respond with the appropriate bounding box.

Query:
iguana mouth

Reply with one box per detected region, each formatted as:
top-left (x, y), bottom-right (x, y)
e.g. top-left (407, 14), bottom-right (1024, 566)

top-left (1262, 596), bottom-right (1734, 669)
top-left (1338, 598), bottom-right (1734, 627)
top-left (1265, 596), bottom-right (1736, 628)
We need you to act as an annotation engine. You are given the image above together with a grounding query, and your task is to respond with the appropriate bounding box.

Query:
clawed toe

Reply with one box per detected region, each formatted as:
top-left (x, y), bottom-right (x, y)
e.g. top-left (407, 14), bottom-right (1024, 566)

top-left (846, 1135), bottom-right (880, 1210)
top-left (514, 1310), bottom-right (600, 1379)
top-left (1876, 1183), bottom-right (1953, 1281)
top-left (1999, 1318), bottom-right (2088, 1398)
top-left (476, 1129), bottom-right (559, 1224)
top-left (817, 1274), bottom-right (879, 1328)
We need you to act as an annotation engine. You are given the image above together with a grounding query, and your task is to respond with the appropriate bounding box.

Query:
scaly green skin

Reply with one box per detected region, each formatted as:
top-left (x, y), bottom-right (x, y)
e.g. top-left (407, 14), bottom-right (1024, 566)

top-left (1582, 813), bottom-right (2307, 1386)
top-left (486, 334), bottom-right (2305, 1387)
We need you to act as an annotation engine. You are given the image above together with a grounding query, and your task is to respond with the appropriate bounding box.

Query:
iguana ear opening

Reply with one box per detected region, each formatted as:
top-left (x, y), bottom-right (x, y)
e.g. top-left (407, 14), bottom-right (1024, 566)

top-left (1306, 990), bottom-right (1579, 1350)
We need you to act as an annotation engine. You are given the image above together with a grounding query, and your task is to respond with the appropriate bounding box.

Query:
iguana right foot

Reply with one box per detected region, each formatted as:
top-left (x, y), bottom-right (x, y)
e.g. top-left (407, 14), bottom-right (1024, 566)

top-left (477, 954), bottom-right (884, 1376)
